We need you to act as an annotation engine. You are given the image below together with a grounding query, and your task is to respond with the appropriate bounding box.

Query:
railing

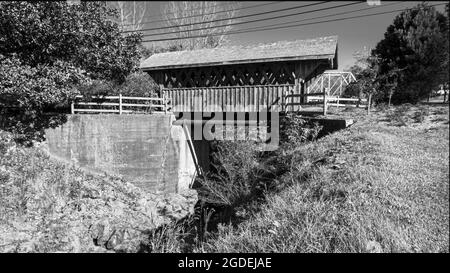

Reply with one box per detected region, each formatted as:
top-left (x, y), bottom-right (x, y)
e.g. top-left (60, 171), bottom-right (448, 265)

top-left (71, 94), bottom-right (170, 114)
top-left (284, 92), bottom-right (371, 115)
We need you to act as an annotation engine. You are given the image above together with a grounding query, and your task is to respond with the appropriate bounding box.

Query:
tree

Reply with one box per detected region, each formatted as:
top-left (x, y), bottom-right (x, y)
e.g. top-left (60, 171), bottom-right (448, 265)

top-left (373, 3), bottom-right (449, 104)
top-left (0, 1), bottom-right (142, 84)
top-left (0, 54), bottom-right (89, 145)
top-left (346, 49), bottom-right (381, 104)
top-left (0, 1), bottom-right (143, 144)
top-left (161, 1), bottom-right (241, 50)
top-left (107, 1), bottom-right (148, 32)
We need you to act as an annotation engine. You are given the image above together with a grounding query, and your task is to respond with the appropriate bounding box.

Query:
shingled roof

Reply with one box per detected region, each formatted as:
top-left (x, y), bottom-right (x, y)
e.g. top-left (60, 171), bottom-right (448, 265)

top-left (140, 35), bottom-right (338, 71)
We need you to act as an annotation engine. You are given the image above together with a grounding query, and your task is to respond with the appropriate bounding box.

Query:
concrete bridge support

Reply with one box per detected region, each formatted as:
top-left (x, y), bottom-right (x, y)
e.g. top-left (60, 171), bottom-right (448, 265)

top-left (44, 114), bottom-right (197, 194)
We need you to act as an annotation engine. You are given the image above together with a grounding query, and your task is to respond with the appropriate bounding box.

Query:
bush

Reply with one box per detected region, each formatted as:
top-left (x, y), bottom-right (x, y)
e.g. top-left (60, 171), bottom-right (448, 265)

top-left (280, 113), bottom-right (322, 148)
top-left (78, 72), bottom-right (159, 98)
top-left (0, 54), bottom-right (89, 145)
top-left (197, 140), bottom-right (261, 207)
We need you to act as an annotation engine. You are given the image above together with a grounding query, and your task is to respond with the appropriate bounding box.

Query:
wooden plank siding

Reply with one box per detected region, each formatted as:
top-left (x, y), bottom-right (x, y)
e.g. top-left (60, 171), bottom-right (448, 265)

top-left (163, 85), bottom-right (294, 113)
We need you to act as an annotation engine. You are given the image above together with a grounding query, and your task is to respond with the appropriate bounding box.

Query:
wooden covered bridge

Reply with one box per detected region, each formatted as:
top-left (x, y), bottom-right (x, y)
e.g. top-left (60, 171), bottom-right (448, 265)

top-left (140, 35), bottom-right (361, 114)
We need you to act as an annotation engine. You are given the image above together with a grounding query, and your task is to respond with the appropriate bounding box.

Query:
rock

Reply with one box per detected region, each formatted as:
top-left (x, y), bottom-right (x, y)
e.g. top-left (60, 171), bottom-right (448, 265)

top-left (366, 240), bottom-right (383, 253)
top-left (0, 148), bottom-right (198, 253)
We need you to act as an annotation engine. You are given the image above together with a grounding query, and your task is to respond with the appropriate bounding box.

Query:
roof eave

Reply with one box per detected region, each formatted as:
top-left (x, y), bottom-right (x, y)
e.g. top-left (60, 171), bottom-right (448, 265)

top-left (140, 54), bottom-right (336, 71)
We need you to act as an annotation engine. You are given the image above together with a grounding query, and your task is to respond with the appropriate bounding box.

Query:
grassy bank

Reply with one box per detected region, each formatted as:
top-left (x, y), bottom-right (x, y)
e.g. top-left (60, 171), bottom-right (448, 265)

top-left (196, 104), bottom-right (449, 253)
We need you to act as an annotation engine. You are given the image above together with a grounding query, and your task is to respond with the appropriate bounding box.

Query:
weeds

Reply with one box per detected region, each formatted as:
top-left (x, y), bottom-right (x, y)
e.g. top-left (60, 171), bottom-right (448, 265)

top-left (412, 106), bottom-right (430, 123)
top-left (196, 105), bottom-right (449, 253)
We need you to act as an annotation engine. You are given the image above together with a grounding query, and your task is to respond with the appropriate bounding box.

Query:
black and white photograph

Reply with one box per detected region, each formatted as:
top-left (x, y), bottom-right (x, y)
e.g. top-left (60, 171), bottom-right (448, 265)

top-left (0, 0), bottom-right (448, 265)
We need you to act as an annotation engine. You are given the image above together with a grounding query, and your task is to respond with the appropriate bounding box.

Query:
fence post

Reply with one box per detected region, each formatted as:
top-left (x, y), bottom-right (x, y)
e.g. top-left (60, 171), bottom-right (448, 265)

top-left (163, 91), bottom-right (167, 114)
top-left (323, 88), bottom-right (327, 116)
top-left (71, 101), bottom-right (75, 114)
top-left (367, 93), bottom-right (372, 115)
top-left (119, 93), bottom-right (122, 115)
top-left (357, 92), bottom-right (361, 108)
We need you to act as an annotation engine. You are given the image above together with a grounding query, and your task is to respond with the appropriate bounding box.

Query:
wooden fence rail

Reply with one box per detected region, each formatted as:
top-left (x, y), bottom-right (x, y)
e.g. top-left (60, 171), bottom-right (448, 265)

top-left (71, 94), bottom-right (170, 114)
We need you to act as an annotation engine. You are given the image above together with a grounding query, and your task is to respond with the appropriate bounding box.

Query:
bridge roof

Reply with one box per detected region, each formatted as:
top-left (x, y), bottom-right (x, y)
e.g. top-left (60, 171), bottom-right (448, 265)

top-left (140, 36), bottom-right (338, 71)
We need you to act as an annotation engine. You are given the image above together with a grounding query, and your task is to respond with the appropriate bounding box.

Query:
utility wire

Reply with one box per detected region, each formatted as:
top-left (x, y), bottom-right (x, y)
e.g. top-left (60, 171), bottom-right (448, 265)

top-left (138, 2), bottom-right (363, 38)
top-left (122, 1), bottom-right (285, 27)
top-left (122, 1), bottom-right (331, 33)
top-left (140, 2), bottom-right (446, 43)
top-left (197, 1), bottom-right (405, 37)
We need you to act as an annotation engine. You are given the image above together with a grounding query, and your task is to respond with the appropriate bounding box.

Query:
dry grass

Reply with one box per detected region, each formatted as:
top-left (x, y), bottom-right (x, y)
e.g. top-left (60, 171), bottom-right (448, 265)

top-left (197, 104), bottom-right (449, 253)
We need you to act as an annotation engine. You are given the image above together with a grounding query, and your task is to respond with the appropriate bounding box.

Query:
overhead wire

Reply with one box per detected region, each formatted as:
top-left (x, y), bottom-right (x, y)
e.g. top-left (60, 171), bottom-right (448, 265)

top-left (139, 2), bottom-right (446, 43)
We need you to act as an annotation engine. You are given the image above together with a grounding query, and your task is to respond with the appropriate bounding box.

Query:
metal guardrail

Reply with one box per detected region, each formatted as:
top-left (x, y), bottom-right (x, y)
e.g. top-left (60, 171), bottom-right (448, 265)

top-left (71, 94), bottom-right (171, 114)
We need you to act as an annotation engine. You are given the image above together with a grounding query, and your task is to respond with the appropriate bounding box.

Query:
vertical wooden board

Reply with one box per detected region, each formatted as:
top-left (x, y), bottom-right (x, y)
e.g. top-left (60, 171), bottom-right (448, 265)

top-left (258, 85), bottom-right (264, 112)
top-left (210, 88), bottom-right (215, 112)
top-left (181, 89), bottom-right (185, 112)
top-left (208, 88), bottom-right (213, 112)
top-left (201, 88), bottom-right (205, 112)
top-left (235, 86), bottom-right (239, 112)
top-left (211, 88), bottom-right (215, 112)
top-left (246, 86), bottom-right (250, 112)
top-left (250, 86), bottom-right (255, 112)
top-left (203, 88), bottom-right (207, 112)
top-left (242, 86), bottom-right (250, 112)
top-left (241, 86), bottom-right (246, 112)
top-left (223, 87), bottom-right (228, 112)
top-left (173, 90), bottom-right (177, 112)
top-left (184, 89), bottom-right (188, 112)
top-left (212, 88), bottom-right (217, 112)
top-left (185, 88), bottom-right (189, 112)
top-left (218, 87), bottom-right (222, 112)
top-left (193, 89), bottom-right (198, 112)
top-left (209, 88), bottom-right (213, 112)
top-left (188, 88), bottom-right (193, 112)
top-left (269, 86), bottom-right (273, 111)
top-left (257, 86), bottom-right (260, 112)
top-left (228, 87), bottom-right (231, 112)
top-left (185, 89), bottom-right (189, 112)
top-left (232, 87), bottom-right (236, 112)
top-left (250, 86), bottom-right (254, 112)
top-left (179, 89), bottom-right (184, 112)
top-left (202, 88), bottom-right (206, 112)
top-left (225, 87), bottom-right (233, 112)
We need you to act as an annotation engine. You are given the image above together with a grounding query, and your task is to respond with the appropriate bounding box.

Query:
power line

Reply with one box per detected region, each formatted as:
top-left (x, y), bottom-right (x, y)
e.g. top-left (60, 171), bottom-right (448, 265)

top-left (122, 1), bottom-right (331, 33)
top-left (204, 1), bottom-right (405, 36)
top-left (140, 2), bottom-right (446, 43)
top-left (122, 1), bottom-right (285, 27)
top-left (138, 2), bottom-right (363, 38)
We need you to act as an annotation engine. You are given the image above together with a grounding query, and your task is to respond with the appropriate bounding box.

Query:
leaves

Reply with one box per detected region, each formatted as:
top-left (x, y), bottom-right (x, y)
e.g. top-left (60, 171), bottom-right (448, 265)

top-left (0, 1), bottom-right (142, 84)
top-left (373, 3), bottom-right (449, 104)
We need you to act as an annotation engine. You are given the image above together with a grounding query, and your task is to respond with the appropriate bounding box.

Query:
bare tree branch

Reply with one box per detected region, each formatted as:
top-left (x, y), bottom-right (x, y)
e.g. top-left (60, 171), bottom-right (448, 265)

top-left (107, 1), bottom-right (147, 32)
top-left (160, 1), bottom-right (241, 50)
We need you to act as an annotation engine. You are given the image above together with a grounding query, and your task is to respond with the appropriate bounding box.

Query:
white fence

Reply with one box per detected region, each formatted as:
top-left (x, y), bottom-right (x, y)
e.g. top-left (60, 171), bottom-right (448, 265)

top-left (71, 94), bottom-right (170, 114)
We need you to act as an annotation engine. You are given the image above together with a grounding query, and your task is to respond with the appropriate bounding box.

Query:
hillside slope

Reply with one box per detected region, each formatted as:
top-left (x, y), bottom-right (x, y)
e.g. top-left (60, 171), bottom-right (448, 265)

top-left (0, 132), bottom-right (197, 253)
top-left (199, 104), bottom-right (449, 253)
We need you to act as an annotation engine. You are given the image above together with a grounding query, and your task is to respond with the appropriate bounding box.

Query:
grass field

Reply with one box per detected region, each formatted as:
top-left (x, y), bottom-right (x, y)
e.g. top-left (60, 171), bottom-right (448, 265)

top-left (196, 104), bottom-right (449, 253)
top-left (1, 103), bottom-right (448, 253)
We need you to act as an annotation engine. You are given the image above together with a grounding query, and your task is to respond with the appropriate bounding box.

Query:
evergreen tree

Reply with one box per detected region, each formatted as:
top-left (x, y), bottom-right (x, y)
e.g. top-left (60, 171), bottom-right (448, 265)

top-left (373, 3), bottom-right (449, 103)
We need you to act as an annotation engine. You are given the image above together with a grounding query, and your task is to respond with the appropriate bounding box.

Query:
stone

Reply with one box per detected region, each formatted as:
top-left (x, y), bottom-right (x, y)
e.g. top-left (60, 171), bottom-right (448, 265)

top-left (366, 240), bottom-right (383, 253)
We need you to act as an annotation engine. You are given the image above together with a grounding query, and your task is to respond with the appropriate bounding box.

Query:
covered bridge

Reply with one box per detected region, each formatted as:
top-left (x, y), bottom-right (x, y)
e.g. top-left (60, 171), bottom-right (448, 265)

top-left (140, 35), bottom-right (338, 113)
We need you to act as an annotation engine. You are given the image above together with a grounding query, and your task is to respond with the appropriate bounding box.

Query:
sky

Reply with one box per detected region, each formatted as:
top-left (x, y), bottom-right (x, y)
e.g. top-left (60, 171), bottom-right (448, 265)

top-left (140, 1), bottom-right (448, 70)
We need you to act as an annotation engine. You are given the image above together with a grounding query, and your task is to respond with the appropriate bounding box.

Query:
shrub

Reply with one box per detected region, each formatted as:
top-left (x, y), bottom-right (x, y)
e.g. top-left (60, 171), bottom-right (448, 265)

top-left (0, 1), bottom-right (142, 84)
top-left (78, 72), bottom-right (159, 98)
top-left (197, 140), bottom-right (261, 207)
top-left (386, 104), bottom-right (410, 126)
top-left (0, 54), bottom-right (89, 145)
top-left (280, 113), bottom-right (322, 148)
top-left (412, 106), bottom-right (430, 123)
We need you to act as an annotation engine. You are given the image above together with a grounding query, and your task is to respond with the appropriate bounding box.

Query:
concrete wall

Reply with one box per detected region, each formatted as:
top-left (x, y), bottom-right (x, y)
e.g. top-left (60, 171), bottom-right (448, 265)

top-left (44, 114), bottom-right (196, 194)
